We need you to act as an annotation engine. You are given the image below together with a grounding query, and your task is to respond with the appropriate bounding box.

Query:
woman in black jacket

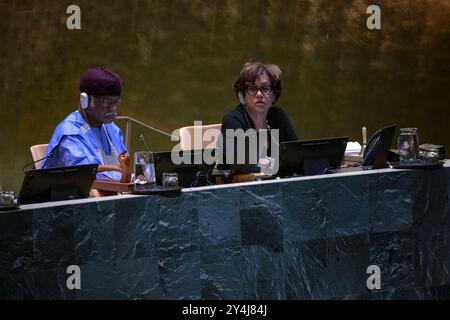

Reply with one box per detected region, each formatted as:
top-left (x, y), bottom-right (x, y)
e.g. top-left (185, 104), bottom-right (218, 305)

top-left (218, 62), bottom-right (298, 173)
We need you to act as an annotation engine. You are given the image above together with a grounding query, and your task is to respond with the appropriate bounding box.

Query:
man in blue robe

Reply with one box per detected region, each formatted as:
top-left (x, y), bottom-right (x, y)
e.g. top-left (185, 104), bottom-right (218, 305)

top-left (43, 67), bottom-right (127, 180)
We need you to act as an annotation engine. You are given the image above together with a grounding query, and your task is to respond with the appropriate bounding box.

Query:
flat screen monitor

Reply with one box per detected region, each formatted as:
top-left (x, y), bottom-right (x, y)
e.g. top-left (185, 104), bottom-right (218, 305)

top-left (18, 164), bottom-right (98, 205)
top-left (154, 149), bottom-right (215, 188)
top-left (277, 137), bottom-right (348, 177)
top-left (216, 128), bottom-right (270, 175)
top-left (362, 125), bottom-right (396, 169)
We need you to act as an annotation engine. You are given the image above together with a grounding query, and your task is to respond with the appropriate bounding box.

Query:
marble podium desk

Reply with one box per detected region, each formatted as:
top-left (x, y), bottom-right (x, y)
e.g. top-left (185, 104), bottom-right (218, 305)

top-left (1, 161), bottom-right (449, 300)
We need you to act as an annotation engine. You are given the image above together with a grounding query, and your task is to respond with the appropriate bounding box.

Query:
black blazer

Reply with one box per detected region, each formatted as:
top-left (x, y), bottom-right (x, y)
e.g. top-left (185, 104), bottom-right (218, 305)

top-left (218, 104), bottom-right (298, 169)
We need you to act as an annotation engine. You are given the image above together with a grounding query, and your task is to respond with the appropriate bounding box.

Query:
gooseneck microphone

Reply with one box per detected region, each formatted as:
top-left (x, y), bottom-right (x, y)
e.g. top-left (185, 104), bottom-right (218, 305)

top-left (139, 133), bottom-right (150, 152)
top-left (23, 150), bottom-right (55, 172)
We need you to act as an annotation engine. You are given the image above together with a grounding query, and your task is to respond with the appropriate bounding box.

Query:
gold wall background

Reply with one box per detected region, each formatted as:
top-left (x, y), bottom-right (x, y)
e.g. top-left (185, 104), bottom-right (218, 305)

top-left (1, 0), bottom-right (449, 191)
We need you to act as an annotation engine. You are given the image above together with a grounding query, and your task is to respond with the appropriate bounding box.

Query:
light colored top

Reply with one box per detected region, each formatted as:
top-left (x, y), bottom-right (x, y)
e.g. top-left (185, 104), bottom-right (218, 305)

top-left (42, 110), bottom-right (127, 180)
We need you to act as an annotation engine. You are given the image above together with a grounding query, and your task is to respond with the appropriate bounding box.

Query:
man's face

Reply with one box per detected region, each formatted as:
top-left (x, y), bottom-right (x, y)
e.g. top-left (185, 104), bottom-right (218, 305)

top-left (89, 95), bottom-right (120, 125)
top-left (243, 71), bottom-right (274, 115)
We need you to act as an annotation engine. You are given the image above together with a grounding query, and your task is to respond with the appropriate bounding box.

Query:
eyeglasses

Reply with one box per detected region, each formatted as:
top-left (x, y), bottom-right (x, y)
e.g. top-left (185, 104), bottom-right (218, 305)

top-left (94, 96), bottom-right (121, 109)
top-left (245, 85), bottom-right (272, 96)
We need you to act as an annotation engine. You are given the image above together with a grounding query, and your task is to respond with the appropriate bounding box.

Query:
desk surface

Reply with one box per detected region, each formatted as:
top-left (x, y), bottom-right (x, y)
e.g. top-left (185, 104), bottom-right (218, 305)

top-left (14, 159), bottom-right (449, 211)
top-left (183, 159), bottom-right (450, 192)
top-left (1, 160), bottom-right (449, 299)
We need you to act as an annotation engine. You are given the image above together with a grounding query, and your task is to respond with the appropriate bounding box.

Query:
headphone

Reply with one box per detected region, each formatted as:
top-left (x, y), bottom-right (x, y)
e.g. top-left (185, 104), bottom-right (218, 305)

top-left (80, 92), bottom-right (89, 109)
top-left (238, 92), bottom-right (245, 105)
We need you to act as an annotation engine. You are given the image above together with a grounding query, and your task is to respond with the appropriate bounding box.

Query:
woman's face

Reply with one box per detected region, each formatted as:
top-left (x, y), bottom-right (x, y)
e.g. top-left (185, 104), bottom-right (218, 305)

top-left (244, 71), bottom-right (274, 115)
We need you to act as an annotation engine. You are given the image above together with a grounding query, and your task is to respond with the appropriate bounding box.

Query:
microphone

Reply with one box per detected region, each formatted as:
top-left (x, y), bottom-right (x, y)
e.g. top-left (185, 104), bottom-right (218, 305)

top-left (360, 126), bottom-right (367, 155)
top-left (139, 133), bottom-right (150, 152)
top-left (23, 150), bottom-right (55, 172)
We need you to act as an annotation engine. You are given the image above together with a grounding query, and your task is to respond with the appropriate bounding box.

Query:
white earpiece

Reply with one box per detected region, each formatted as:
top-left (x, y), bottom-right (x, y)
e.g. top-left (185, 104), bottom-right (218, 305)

top-left (80, 92), bottom-right (89, 110)
top-left (238, 92), bottom-right (245, 105)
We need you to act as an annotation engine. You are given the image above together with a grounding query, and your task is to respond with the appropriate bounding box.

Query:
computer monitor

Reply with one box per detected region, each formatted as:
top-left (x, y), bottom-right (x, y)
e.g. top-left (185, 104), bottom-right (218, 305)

top-left (18, 164), bottom-right (98, 205)
top-left (277, 137), bottom-right (348, 177)
top-left (154, 149), bottom-right (215, 188)
top-left (215, 128), bottom-right (269, 175)
top-left (362, 125), bottom-right (396, 169)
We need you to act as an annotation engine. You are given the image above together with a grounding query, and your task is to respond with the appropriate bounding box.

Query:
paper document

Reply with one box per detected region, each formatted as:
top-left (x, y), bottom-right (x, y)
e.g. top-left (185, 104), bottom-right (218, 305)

top-left (345, 141), bottom-right (362, 155)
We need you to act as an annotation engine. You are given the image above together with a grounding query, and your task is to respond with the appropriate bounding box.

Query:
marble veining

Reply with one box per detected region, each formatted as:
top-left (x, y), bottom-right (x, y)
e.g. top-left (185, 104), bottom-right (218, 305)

top-left (1, 167), bottom-right (449, 299)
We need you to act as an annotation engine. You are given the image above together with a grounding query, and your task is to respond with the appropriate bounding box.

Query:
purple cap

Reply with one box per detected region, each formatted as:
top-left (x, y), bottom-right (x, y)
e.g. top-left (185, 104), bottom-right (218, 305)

top-left (79, 67), bottom-right (122, 96)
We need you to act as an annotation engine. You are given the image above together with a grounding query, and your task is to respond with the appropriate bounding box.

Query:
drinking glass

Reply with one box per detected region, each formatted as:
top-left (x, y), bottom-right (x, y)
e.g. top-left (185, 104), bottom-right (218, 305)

top-left (162, 172), bottom-right (179, 188)
top-left (134, 151), bottom-right (156, 188)
top-left (398, 128), bottom-right (420, 163)
top-left (0, 191), bottom-right (15, 207)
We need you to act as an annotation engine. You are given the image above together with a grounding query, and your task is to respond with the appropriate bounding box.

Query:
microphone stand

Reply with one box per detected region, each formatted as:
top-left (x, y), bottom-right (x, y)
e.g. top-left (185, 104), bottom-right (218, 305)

top-left (139, 133), bottom-right (150, 152)
top-left (23, 152), bottom-right (54, 172)
top-left (115, 115), bottom-right (175, 151)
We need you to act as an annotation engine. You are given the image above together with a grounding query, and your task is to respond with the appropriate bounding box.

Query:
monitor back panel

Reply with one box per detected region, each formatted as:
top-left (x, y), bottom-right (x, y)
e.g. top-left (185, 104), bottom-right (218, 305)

top-left (277, 137), bottom-right (348, 177)
top-left (154, 150), bottom-right (215, 188)
top-left (18, 164), bottom-right (98, 204)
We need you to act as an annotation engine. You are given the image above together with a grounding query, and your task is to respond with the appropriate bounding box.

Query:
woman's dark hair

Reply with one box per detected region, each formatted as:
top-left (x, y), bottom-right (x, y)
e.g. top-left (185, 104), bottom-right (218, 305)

top-left (233, 62), bottom-right (283, 102)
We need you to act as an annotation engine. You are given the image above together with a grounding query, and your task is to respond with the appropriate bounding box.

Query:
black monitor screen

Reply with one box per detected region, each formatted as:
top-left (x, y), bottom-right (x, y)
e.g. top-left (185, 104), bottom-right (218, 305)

top-left (154, 149), bottom-right (215, 188)
top-left (362, 125), bottom-right (396, 169)
top-left (277, 137), bottom-right (348, 177)
top-left (18, 164), bottom-right (98, 205)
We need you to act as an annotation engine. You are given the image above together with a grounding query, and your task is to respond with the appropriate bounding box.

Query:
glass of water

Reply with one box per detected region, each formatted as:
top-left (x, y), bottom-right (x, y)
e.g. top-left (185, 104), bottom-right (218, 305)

top-left (162, 172), bottom-right (179, 188)
top-left (134, 151), bottom-right (156, 189)
top-left (398, 128), bottom-right (420, 163)
top-left (0, 191), bottom-right (15, 207)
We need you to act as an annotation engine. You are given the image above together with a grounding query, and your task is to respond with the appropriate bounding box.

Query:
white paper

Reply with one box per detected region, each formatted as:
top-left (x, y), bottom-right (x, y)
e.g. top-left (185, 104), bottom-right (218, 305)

top-left (345, 141), bottom-right (362, 155)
